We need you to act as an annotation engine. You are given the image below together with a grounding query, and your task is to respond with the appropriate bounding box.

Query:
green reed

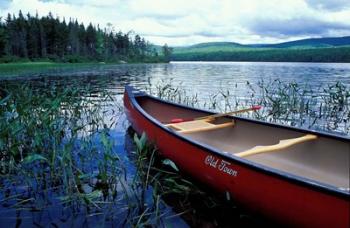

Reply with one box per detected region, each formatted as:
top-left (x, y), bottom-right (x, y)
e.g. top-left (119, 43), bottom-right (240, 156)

top-left (151, 79), bottom-right (350, 136)
top-left (0, 82), bottom-right (129, 224)
top-left (2, 81), bottom-right (238, 226)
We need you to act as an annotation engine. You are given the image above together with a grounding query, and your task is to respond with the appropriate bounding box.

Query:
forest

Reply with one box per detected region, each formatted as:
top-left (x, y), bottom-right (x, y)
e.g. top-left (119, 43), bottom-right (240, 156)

top-left (0, 11), bottom-right (171, 63)
top-left (171, 46), bottom-right (350, 62)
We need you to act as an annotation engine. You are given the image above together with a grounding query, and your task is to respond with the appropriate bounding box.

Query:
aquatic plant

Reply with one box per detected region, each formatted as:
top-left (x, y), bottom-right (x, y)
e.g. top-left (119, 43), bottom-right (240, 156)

top-left (0, 82), bottom-right (128, 225)
top-left (1, 81), bottom-right (253, 227)
top-left (151, 79), bottom-right (350, 136)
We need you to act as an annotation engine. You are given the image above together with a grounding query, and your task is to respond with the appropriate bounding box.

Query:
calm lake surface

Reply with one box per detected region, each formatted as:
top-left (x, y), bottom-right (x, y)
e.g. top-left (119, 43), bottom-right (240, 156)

top-left (4, 61), bottom-right (350, 133)
top-left (1, 61), bottom-right (349, 227)
top-left (3, 61), bottom-right (350, 93)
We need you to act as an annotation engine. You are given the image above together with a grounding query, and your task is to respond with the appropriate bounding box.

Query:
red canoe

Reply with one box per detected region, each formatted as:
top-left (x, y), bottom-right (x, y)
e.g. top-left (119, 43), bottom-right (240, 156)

top-left (123, 86), bottom-right (350, 227)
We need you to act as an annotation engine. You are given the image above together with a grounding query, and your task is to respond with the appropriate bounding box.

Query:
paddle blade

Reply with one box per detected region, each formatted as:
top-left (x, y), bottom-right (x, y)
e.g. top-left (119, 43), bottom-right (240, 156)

top-left (251, 105), bottom-right (262, 111)
top-left (171, 118), bottom-right (185, 123)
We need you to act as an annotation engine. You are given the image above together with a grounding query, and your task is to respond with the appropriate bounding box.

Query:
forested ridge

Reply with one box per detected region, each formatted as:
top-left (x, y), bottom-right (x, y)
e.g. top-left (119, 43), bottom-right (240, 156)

top-left (171, 47), bottom-right (350, 62)
top-left (171, 38), bottom-right (350, 62)
top-left (0, 11), bottom-right (171, 63)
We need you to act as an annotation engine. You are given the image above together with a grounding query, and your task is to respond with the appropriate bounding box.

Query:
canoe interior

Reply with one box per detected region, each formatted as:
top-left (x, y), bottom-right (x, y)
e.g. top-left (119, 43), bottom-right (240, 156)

top-left (136, 96), bottom-right (350, 191)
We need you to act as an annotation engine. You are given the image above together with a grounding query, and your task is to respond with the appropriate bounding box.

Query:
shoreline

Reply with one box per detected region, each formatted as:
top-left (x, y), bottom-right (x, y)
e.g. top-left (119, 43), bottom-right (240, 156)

top-left (0, 61), bottom-right (169, 79)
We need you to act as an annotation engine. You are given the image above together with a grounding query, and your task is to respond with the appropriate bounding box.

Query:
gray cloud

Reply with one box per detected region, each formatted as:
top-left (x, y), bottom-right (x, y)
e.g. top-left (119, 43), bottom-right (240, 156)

top-left (305, 0), bottom-right (350, 11)
top-left (141, 30), bottom-right (236, 41)
top-left (141, 28), bottom-right (226, 39)
top-left (38, 0), bottom-right (113, 8)
top-left (247, 17), bottom-right (350, 37)
top-left (195, 31), bottom-right (221, 38)
top-left (38, 0), bottom-right (77, 3)
top-left (132, 14), bottom-right (184, 22)
top-left (140, 32), bottom-right (189, 38)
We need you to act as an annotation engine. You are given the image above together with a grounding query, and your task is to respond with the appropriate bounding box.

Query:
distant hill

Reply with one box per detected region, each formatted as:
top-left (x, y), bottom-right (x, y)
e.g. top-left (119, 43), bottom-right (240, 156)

top-left (253, 36), bottom-right (350, 48)
top-left (187, 42), bottom-right (245, 48)
top-left (171, 36), bottom-right (350, 62)
top-left (173, 42), bottom-right (251, 54)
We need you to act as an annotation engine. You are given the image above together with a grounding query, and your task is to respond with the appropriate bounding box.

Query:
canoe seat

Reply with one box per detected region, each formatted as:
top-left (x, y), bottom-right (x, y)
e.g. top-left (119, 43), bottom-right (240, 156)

top-left (235, 134), bottom-right (317, 157)
top-left (166, 118), bottom-right (234, 134)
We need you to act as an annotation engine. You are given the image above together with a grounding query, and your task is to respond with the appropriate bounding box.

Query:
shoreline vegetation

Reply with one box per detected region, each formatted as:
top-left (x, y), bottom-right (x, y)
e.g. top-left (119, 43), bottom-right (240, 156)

top-left (0, 61), bottom-right (159, 78)
top-left (171, 38), bottom-right (350, 63)
top-left (0, 11), bottom-right (172, 65)
top-left (152, 80), bottom-right (349, 136)
top-left (171, 46), bottom-right (350, 63)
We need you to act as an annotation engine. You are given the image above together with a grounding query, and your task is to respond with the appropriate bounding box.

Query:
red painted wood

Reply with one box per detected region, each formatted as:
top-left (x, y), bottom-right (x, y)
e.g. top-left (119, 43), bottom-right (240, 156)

top-left (124, 89), bottom-right (350, 228)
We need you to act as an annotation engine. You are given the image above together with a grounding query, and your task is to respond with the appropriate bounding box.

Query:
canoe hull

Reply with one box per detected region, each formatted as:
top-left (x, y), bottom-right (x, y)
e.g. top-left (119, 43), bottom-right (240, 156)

top-left (124, 87), bottom-right (349, 228)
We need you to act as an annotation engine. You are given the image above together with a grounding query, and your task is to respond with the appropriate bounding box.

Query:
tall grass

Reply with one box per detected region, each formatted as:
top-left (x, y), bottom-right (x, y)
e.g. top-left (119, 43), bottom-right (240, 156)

top-left (0, 82), bottom-right (128, 225)
top-left (0, 62), bottom-right (108, 78)
top-left (2, 81), bottom-right (250, 226)
top-left (152, 79), bottom-right (350, 136)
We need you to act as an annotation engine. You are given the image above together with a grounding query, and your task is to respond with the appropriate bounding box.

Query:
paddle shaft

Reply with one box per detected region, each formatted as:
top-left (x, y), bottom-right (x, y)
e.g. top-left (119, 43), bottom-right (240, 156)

top-left (195, 106), bottom-right (261, 121)
top-left (170, 106), bottom-right (261, 124)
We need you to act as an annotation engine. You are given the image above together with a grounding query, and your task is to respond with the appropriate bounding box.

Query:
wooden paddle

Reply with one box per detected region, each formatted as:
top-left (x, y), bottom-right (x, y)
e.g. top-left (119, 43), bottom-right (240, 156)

top-left (170, 105), bottom-right (261, 123)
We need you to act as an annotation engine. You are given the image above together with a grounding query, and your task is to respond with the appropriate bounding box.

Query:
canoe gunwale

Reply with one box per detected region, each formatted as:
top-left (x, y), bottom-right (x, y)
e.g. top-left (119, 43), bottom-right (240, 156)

top-left (125, 85), bottom-right (350, 198)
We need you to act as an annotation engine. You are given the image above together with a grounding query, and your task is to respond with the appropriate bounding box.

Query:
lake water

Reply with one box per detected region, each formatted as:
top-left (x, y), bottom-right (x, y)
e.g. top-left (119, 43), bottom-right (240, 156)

top-left (0, 61), bottom-right (349, 227)
top-left (4, 61), bottom-right (350, 92)
top-left (4, 61), bottom-right (349, 133)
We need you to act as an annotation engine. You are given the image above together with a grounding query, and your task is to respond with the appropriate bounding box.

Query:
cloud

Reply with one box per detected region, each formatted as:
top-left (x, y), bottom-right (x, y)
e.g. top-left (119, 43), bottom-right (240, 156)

top-left (247, 17), bottom-right (350, 37)
top-left (195, 31), bottom-right (222, 38)
top-left (305, 0), bottom-right (350, 11)
top-left (38, 0), bottom-right (120, 7)
top-left (1, 0), bottom-right (350, 46)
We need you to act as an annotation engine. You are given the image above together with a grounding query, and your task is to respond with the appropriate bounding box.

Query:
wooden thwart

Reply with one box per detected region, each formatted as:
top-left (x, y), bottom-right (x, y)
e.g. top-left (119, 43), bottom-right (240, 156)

top-left (166, 119), bottom-right (234, 134)
top-left (166, 106), bottom-right (260, 134)
top-left (235, 134), bottom-right (317, 157)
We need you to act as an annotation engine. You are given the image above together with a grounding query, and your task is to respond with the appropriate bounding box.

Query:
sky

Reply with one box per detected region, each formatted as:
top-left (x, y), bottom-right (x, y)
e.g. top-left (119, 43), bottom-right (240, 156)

top-left (0, 0), bottom-right (350, 46)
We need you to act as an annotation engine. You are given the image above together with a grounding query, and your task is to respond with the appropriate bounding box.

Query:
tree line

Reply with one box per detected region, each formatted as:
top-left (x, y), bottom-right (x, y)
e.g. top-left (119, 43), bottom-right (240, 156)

top-left (0, 11), bottom-right (172, 63)
top-left (171, 47), bottom-right (350, 63)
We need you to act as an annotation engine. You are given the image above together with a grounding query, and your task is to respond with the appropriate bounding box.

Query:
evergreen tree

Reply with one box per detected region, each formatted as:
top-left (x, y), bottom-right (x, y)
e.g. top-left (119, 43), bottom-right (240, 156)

top-left (134, 34), bottom-right (142, 57)
top-left (58, 18), bottom-right (69, 57)
top-left (86, 23), bottom-right (97, 58)
top-left (78, 23), bottom-right (86, 56)
top-left (0, 11), bottom-right (166, 63)
top-left (17, 10), bottom-right (28, 58)
top-left (26, 12), bottom-right (40, 58)
top-left (162, 44), bottom-right (173, 62)
top-left (38, 16), bottom-right (47, 58)
top-left (95, 26), bottom-right (104, 60)
top-left (6, 13), bottom-right (18, 56)
top-left (0, 18), bottom-right (7, 57)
